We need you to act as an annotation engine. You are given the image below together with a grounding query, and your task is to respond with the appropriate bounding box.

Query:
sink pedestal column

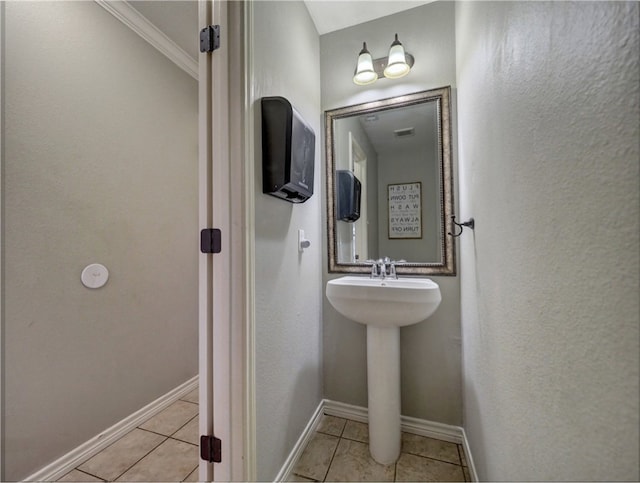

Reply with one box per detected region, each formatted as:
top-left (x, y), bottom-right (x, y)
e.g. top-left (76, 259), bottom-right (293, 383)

top-left (366, 325), bottom-right (401, 465)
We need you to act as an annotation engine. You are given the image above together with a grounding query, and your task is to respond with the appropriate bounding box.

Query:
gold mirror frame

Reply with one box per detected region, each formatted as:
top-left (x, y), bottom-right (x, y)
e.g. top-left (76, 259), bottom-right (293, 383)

top-left (325, 86), bottom-right (456, 275)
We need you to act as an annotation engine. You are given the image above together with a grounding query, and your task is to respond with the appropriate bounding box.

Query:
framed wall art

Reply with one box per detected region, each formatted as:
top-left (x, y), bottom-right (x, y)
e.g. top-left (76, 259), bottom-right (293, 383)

top-left (388, 182), bottom-right (422, 239)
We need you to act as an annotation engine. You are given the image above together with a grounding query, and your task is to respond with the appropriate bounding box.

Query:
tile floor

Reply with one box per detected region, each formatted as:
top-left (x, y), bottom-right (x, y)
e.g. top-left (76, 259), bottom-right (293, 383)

top-left (290, 414), bottom-right (471, 482)
top-left (57, 387), bottom-right (199, 482)
top-left (55, 392), bottom-right (470, 483)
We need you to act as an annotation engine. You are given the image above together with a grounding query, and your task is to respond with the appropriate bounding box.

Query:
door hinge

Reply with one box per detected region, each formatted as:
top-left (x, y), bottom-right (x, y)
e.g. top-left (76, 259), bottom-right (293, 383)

top-left (200, 435), bottom-right (222, 463)
top-left (200, 228), bottom-right (222, 254)
top-left (200, 25), bottom-right (220, 53)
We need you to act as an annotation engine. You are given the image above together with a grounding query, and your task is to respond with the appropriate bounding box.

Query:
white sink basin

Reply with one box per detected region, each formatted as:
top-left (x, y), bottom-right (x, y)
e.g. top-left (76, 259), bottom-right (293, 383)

top-left (326, 276), bottom-right (441, 327)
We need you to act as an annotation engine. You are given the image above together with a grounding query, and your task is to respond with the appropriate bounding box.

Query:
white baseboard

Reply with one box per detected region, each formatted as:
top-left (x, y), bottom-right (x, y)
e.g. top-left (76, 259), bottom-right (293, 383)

top-left (23, 376), bottom-right (198, 482)
top-left (322, 399), bottom-right (463, 444)
top-left (275, 399), bottom-right (478, 482)
top-left (460, 426), bottom-right (479, 483)
top-left (273, 400), bottom-right (325, 483)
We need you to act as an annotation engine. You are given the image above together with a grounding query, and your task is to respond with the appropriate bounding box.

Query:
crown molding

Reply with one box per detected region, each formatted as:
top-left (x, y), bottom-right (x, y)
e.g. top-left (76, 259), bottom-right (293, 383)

top-left (94, 0), bottom-right (198, 80)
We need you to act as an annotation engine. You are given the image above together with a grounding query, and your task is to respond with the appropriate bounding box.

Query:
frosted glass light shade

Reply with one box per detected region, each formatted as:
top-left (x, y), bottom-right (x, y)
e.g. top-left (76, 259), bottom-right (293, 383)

top-left (383, 34), bottom-right (411, 79)
top-left (353, 42), bottom-right (378, 85)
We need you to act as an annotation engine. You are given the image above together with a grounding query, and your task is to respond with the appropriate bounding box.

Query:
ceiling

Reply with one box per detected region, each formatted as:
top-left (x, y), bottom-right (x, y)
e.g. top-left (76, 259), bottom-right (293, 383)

top-left (127, 1), bottom-right (434, 59)
top-left (303, 0), bottom-right (433, 35)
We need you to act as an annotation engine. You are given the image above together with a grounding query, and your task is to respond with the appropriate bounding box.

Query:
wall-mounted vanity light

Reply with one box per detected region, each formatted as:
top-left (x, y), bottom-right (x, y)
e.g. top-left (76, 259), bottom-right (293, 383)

top-left (353, 34), bottom-right (414, 86)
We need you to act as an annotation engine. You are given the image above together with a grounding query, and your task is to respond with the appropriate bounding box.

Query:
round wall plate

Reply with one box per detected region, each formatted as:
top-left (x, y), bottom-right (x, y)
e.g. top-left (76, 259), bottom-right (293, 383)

top-left (81, 263), bottom-right (109, 289)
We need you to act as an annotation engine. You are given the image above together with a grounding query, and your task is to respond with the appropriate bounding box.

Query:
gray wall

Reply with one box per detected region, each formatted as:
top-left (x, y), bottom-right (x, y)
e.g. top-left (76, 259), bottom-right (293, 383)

top-left (251, 2), bottom-right (324, 480)
top-left (321, 2), bottom-right (462, 425)
top-left (456, 1), bottom-right (639, 480)
top-left (2, 2), bottom-right (198, 480)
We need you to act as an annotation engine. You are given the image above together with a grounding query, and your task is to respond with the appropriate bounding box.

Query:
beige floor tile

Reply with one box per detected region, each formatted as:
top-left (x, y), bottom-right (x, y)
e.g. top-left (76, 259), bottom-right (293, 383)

top-left (173, 415), bottom-right (199, 445)
top-left (139, 400), bottom-right (199, 436)
top-left (325, 439), bottom-right (394, 482)
top-left (181, 387), bottom-right (199, 404)
top-left (184, 467), bottom-right (199, 481)
top-left (396, 453), bottom-right (465, 482)
top-left (116, 438), bottom-right (198, 482)
top-left (292, 432), bottom-right (339, 481)
top-left (78, 428), bottom-right (165, 481)
top-left (317, 414), bottom-right (346, 437)
top-left (401, 432), bottom-right (461, 465)
top-left (342, 419), bottom-right (369, 443)
top-left (57, 469), bottom-right (104, 482)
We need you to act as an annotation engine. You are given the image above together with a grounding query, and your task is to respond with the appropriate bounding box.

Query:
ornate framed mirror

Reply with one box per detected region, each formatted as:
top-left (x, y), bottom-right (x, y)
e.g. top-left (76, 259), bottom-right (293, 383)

top-left (325, 86), bottom-right (456, 275)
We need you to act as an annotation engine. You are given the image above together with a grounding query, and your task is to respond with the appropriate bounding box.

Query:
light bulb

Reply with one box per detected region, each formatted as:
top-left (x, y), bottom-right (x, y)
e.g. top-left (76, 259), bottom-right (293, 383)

top-left (353, 42), bottom-right (378, 85)
top-left (383, 34), bottom-right (411, 79)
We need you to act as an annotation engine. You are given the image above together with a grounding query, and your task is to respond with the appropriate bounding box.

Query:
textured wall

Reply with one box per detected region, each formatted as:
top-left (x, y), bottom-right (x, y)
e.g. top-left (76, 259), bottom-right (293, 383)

top-left (456, 2), bottom-right (639, 480)
top-left (2, 2), bottom-right (198, 480)
top-left (251, 2), bottom-right (324, 480)
top-left (321, 1), bottom-right (462, 425)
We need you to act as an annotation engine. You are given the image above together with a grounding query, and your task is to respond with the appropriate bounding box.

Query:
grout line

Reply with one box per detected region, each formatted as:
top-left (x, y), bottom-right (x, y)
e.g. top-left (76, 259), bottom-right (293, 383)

top-left (168, 414), bottom-right (199, 439)
top-left (137, 426), bottom-right (176, 439)
top-left (340, 433), bottom-right (368, 444)
top-left (178, 393), bottom-right (199, 404)
top-left (108, 435), bottom-right (169, 481)
top-left (400, 451), bottom-right (463, 467)
top-left (337, 418), bottom-right (346, 438)
top-left (69, 468), bottom-right (106, 482)
top-left (402, 452), bottom-right (464, 468)
top-left (181, 464), bottom-right (199, 482)
top-left (167, 435), bottom-right (199, 447)
top-left (322, 431), bottom-right (341, 482)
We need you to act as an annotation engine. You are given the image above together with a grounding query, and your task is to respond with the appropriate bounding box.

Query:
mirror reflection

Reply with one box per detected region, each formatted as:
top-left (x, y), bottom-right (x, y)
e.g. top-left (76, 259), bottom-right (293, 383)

top-left (326, 87), bottom-right (455, 275)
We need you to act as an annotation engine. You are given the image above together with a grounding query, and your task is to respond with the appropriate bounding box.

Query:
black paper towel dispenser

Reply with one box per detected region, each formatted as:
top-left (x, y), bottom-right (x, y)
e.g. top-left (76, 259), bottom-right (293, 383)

top-left (261, 97), bottom-right (315, 203)
top-left (336, 170), bottom-right (361, 222)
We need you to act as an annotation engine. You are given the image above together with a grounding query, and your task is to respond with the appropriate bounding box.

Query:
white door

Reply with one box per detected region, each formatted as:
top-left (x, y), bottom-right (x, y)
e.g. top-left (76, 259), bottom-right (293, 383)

top-left (198, 1), bottom-right (248, 481)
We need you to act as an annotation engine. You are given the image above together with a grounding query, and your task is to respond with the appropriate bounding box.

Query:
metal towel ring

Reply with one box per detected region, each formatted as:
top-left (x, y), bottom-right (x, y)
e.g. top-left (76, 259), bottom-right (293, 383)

top-left (448, 215), bottom-right (475, 237)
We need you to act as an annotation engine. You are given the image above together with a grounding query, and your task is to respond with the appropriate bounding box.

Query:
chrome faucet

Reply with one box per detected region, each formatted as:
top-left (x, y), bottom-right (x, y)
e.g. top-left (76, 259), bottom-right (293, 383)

top-left (366, 257), bottom-right (401, 280)
top-left (389, 261), bottom-right (397, 279)
top-left (369, 262), bottom-right (378, 278)
top-left (378, 258), bottom-right (388, 279)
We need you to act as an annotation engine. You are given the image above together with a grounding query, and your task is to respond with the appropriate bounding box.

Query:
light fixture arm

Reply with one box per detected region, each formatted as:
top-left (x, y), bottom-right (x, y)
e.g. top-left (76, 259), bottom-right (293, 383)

top-left (372, 52), bottom-right (414, 78)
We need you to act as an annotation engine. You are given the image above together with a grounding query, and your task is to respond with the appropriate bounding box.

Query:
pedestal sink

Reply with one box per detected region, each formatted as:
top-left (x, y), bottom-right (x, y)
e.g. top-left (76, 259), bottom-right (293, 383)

top-left (325, 276), bottom-right (441, 465)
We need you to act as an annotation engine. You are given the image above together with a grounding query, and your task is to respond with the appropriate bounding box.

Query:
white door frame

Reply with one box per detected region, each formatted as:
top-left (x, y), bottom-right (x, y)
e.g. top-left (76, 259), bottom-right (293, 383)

top-left (199, 1), bottom-right (253, 481)
top-left (198, 0), bottom-right (215, 479)
top-left (350, 133), bottom-right (368, 262)
top-left (0, 3), bottom-right (5, 479)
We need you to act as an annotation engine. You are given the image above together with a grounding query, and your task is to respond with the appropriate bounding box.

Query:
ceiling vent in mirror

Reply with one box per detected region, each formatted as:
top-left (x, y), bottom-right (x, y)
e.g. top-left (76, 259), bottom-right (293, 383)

top-left (394, 127), bottom-right (415, 138)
